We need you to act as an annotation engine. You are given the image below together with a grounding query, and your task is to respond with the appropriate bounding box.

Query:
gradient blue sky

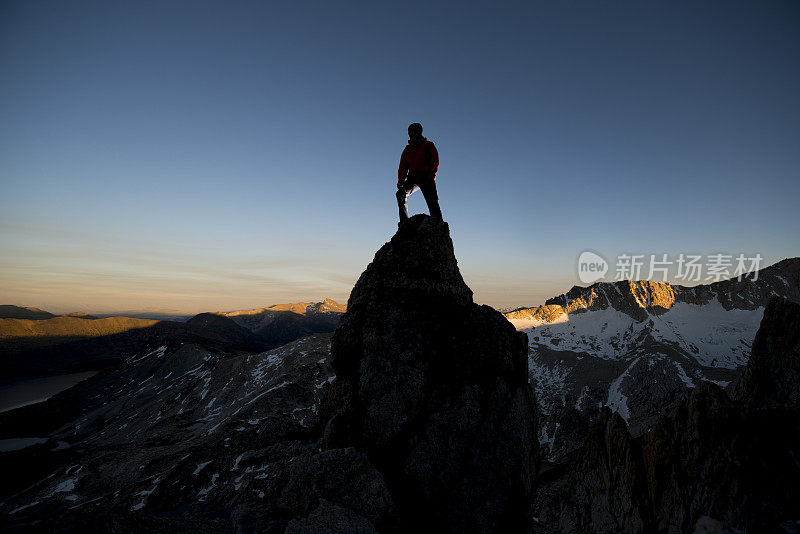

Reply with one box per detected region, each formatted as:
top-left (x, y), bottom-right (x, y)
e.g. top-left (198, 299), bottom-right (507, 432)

top-left (1, 0), bottom-right (798, 314)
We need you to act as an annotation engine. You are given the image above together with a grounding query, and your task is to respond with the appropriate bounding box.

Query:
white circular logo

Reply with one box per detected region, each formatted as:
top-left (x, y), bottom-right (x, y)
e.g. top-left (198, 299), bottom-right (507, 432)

top-left (577, 251), bottom-right (608, 284)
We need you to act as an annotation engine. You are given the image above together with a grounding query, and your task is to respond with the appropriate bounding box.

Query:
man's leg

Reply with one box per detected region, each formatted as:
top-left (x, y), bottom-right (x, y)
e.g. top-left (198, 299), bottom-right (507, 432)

top-left (396, 182), bottom-right (419, 222)
top-left (419, 180), bottom-right (443, 219)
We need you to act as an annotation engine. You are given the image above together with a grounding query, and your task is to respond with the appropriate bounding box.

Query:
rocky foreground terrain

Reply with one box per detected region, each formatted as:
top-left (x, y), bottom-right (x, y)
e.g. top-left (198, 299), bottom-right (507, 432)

top-left (1, 215), bottom-right (798, 532)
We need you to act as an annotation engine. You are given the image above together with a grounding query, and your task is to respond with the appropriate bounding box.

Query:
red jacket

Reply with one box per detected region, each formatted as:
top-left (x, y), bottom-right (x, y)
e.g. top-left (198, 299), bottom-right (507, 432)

top-left (398, 137), bottom-right (439, 182)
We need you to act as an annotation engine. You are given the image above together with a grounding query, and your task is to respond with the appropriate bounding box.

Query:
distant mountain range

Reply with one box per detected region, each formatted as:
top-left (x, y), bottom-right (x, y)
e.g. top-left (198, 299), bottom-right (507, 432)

top-left (0, 305), bottom-right (59, 321)
top-left (220, 298), bottom-right (346, 347)
top-left (502, 257), bottom-right (800, 460)
top-left (0, 299), bottom-right (346, 381)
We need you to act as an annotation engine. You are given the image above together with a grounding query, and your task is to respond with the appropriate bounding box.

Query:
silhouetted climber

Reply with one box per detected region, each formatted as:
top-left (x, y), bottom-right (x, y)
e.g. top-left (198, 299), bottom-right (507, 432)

top-left (397, 122), bottom-right (442, 225)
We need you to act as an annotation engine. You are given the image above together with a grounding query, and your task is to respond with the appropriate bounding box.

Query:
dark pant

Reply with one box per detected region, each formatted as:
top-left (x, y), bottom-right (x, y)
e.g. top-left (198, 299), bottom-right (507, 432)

top-left (396, 178), bottom-right (442, 221)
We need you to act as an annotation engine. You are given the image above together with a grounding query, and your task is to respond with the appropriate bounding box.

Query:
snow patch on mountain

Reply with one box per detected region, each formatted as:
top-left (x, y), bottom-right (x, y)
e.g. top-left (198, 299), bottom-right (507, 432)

top-left (528, 356), bottom-right (571, 414)
top-left (522, 308), bottom-right (643, 359)
top-left (606, 357), bottom-right (639, 422)
top-left (508, 308), bottom-right (568, 330)
top-left (649, 301), bottom-right (763, 368)
top-left (517, 300), bottom-right (762, 369)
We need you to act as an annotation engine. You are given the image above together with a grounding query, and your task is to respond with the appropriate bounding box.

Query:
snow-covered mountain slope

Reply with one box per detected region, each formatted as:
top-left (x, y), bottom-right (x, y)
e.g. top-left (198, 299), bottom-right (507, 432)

top-left (524, 301), bottom-right (763, 367)
top-left (1, 334), bottom-right (339, 524)
top-left (504, 257), bottom-right (800, 461)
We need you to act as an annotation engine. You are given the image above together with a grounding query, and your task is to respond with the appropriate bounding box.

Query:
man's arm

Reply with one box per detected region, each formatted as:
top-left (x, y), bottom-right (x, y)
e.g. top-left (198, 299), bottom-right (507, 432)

top-left (428, 142), bottom-right (439, 180)
top-left (398, 147), bottom-right (409, 187)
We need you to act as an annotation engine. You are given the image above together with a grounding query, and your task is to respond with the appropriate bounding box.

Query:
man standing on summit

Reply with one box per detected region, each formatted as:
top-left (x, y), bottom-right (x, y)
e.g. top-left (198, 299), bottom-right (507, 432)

top-left (397, 122), bottom-right (442, 224)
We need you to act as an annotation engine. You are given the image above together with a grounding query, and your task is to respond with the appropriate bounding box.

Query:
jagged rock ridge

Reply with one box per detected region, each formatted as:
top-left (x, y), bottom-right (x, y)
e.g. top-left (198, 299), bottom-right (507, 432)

top-left (321, 214), bottom-right (538, 532)
top-left (544, 297), bottom-right (800, 533)
top-left (504, 258), bottom-right (800, 462)
top-left (506, 258), bottom-right (800, 323)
